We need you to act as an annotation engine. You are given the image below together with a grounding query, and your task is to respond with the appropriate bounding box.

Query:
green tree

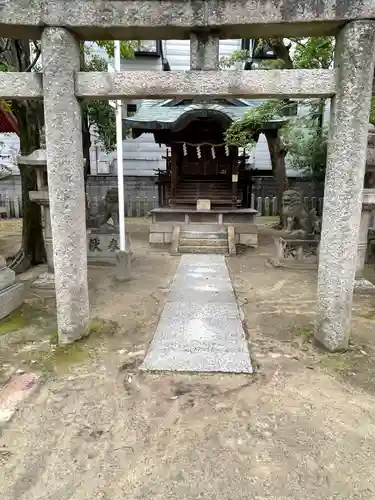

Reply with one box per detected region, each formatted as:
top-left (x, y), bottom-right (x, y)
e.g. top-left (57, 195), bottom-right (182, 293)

top-left (223, 37), bottom-right (334, 216)
top-left (81, 41), bottom-right (137, 180)
top-left (0, 39), bottom-right (134, 272)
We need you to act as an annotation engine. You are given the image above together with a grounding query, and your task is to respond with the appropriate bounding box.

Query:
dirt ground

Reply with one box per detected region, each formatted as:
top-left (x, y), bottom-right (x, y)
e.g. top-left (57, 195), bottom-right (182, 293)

top-left (1, 218), bottom-right (375, 499)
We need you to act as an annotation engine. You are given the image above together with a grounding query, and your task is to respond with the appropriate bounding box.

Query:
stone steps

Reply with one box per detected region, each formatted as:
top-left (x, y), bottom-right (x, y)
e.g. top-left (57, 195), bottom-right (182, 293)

top-left (178, 245), bottom-right (228, 254)
top-left (180, 238), bottom-right (228, 247)
top-left (181, 231), bottom-right (227, 240)
top-left (178, 229), bottom-right (229, 254)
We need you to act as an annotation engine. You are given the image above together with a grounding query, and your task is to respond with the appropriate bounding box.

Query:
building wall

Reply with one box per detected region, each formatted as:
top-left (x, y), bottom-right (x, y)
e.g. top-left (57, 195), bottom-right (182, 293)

top-left (0, 133), bottom-right (19, 174)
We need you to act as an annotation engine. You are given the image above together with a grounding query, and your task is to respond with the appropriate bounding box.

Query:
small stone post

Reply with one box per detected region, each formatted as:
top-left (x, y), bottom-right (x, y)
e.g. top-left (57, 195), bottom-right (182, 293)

top-left (42, 27), bottom-right (89, 344)
top-left (315, 21), bottom-right (375, 351)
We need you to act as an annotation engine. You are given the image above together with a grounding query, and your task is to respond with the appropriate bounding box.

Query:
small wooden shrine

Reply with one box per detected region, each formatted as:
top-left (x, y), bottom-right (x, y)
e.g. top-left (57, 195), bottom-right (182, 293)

top-left (125, 99), bottom-right (279, 210)
top-left (125, 99), bottom-right (285, 247)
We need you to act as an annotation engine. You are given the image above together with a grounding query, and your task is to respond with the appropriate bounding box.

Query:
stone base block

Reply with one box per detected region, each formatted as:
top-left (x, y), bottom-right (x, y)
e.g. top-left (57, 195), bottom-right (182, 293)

top-left (354, 278), bottom-right (375, 294)
top-left (149, 232), bottom-right (164, 244)
top-left (0, 266), bottom-right (16, 292)
top-left (88, 231), bottom-right (132, 265)
top-left (149, 222), bottom-right (173, 245)
top-left (234, 224), bottom-right (258, 248)
top-left (237, 233), bottom-right (258, 247)
top-left (149, 231), bottom-right (173, 245)
top-left (31, 272), bottom-right (55, 290)
top-left (269, 236), bottom-right (319, 270)
top-left (0, 283), bottom-right (25, 321)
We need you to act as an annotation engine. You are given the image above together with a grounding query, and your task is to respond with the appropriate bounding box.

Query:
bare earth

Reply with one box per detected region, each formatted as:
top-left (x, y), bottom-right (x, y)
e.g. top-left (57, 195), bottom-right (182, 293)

top-left (1, 218), bottom-right (375, 499)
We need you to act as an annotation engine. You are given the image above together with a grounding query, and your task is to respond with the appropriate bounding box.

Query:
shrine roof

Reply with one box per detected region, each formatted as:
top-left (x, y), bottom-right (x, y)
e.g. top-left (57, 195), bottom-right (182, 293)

top-left (124, 99), bottom-right (284, 135)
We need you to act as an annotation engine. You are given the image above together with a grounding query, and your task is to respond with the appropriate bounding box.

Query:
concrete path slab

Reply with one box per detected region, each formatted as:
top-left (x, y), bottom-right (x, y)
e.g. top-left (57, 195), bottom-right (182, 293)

top-left (141, 254), bottom-right (252, 373)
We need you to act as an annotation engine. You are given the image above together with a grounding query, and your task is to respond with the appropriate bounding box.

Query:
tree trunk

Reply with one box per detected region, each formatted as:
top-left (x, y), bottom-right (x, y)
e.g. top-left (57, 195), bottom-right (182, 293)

top-left (317, 98), bottom-right (325, 132)
top-left (80, 44), bottom-right (91, 188)
top-left (0, 38), bottom-right (46, 272)
top-left (82, 114), bottom-right (91, 183)
top-left (266, 38), bottom-right (294, 69)
top-left (10, 101), bottom-right (46, 272)
top-left (265, 130), bottom-right (287, 225)
top-left (81, 110), bottom-right (91, 218)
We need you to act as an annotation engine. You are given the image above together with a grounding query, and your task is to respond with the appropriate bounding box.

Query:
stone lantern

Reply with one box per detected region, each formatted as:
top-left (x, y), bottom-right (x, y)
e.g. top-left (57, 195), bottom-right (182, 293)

top-left (18, 148), bottom-right (55, 289)
top-left (355, 123), bottom-right (375, 292)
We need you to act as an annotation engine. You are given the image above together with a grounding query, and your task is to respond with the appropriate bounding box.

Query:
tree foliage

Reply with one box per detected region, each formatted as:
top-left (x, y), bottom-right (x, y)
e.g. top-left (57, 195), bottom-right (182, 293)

top-left (224, 100), bottom-right (286, 148)
top-left (224, 37), bottom-right (334, 182)
top-left (82, 51), bottom-right (117, 154)
top-left (293, 37), bottom-right (334, 69)
top-left (96, 40), bottom-right (137, 60)
top-left (82, 43), bottom-right (134, 155)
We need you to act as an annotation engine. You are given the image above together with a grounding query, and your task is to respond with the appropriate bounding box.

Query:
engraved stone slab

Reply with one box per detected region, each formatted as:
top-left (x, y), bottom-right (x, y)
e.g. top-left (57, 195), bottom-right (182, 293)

top-left (87, 231), bottom-right (132, 265)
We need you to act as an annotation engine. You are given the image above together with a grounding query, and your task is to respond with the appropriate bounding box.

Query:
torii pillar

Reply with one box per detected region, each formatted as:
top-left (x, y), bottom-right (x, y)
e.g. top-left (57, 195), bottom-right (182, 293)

top-left (315, 21), bottom-right (375, 351)
top-left (42, 27), bottom-right (90, 344)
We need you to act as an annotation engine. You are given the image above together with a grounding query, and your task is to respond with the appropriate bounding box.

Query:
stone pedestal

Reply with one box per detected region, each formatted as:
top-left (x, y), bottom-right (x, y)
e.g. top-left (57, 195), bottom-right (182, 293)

top-left (27, 189), bottom-right (55, 291)
top-left (315, 21), bottom-right (375, 352)
top-left (87, 228), bottom-right (132, 265)
top-left (270, 236), bottom-right (319, 270)
top-left (0, 255), bottom-right (25, 321)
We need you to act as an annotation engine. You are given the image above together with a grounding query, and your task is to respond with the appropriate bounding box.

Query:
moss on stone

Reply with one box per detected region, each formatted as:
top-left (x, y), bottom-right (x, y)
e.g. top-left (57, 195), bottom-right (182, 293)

top-left (0, 308), bottom-right (27, 334)
top-left (18, 318), bottom-right (119, 374)
top-left (295, 326), bottom-right (314, 343)
top-left (87, 318), bottom-right (118, 338)
top-left (0, 304), bottom-right (48, 335)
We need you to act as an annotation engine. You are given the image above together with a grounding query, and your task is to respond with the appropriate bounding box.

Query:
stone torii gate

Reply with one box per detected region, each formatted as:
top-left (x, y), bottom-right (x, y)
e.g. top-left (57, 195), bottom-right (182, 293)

top-left (1, 0), bottom-right (375, 350)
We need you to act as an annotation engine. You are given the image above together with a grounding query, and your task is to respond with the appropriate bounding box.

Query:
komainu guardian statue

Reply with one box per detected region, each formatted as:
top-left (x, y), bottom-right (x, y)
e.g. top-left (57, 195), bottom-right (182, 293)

top-left (89, 188), bottom-right (120, 232)
top-left (282, 188), bottom-right (321, 240)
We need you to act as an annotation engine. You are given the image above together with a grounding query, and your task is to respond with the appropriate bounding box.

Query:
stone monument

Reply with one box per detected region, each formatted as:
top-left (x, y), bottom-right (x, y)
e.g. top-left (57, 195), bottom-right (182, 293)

top-left (270, 188), bottom-right (321, 269)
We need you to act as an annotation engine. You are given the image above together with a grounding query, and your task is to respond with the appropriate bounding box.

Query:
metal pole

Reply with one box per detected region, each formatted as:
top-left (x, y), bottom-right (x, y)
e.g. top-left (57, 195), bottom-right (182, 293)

top-left (114, 40), bottom-right (126, 251)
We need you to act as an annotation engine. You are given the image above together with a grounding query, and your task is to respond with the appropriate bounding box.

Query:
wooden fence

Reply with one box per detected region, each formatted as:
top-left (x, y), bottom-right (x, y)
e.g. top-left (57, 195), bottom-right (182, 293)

top-left (0, 193), bottom-right (22, 219)
top-left (250, 194), bottom-right (324, 217)
top-left (88, 194), bottom-right (159, 218)
top-left (0, 192), bottom-right (324, 219)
